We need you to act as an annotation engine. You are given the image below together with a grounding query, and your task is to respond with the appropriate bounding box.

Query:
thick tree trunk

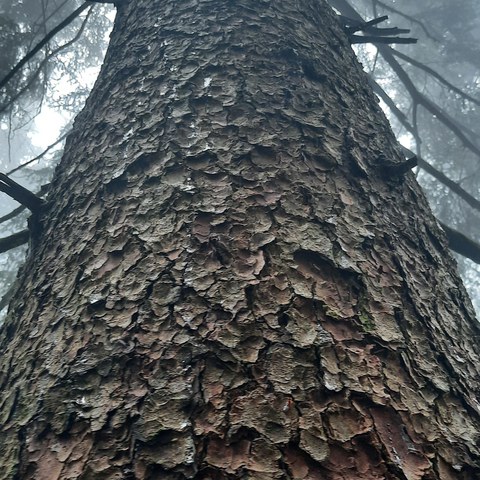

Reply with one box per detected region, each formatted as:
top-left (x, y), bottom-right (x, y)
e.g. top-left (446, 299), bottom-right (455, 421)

top-left (1, 0), bottom-right (480, 478)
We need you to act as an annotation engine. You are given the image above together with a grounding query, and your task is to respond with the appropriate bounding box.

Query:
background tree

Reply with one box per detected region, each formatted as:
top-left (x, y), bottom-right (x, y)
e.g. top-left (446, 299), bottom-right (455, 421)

top-left (1, 0), bottom-right (480, 478)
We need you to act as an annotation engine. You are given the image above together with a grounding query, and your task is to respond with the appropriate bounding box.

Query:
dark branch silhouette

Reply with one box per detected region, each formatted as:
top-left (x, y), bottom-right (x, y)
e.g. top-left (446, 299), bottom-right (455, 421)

top-left (0, 204), bottom-right (26, 225)
top-left (0, 174), bottom-right (45, 213)
top-left (338, 14), bottom-right (417, 45)
top-left (372, 0), bottom-right (440, 42)
top-left (0, 135), bottom-right (63, 226)
top-left (440, 222), bottom-right (480, 265)
top-left (0, 184), bottom-right (50, 225)
top-left (0, 230), bottom-right (29, 254)
top-left (350, 35), bottom-right (417, 45)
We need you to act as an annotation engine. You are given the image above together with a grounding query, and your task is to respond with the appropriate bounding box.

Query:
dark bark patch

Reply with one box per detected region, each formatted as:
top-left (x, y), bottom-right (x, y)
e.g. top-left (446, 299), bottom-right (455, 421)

top-left (302, 60), bottom-right (328, 84)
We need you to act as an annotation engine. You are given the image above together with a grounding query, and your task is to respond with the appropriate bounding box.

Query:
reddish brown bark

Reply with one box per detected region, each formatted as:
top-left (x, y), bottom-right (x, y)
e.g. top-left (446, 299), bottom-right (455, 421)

top-left (1, 0), bottom-right (480, 478)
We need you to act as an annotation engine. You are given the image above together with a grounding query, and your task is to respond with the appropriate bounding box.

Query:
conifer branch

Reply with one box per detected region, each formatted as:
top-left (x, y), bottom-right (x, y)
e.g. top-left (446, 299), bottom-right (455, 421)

top-left (0, 3), bottom-right (90, 91)
top-left (0, 174), bottom-right (45, 213)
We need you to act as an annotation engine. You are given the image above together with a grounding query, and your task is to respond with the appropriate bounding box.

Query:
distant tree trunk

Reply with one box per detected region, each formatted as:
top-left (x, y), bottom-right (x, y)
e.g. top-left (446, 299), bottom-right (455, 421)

top-left (1, 0), bottom-right (480, 478)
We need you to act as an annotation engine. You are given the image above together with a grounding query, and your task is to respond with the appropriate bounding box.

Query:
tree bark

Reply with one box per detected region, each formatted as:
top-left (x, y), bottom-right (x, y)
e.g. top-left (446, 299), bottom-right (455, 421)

top-left (1, 0), bottom-right (480, 478)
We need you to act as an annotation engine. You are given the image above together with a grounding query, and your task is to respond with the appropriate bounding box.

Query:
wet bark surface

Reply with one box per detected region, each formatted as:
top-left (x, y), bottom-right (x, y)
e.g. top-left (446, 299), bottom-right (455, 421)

top-left (1, 0), bottom-right (480, 478)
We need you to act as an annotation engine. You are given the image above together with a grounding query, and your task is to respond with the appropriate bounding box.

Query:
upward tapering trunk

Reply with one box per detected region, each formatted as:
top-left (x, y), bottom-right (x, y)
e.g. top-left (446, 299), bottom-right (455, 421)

top-left (1, 0), bottom-right (480, 478)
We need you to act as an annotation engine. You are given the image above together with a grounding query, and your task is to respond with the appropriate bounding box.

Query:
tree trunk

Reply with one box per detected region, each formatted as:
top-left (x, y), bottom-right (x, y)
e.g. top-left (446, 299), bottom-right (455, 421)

top-left (1, 0), bottom-right (480, 478)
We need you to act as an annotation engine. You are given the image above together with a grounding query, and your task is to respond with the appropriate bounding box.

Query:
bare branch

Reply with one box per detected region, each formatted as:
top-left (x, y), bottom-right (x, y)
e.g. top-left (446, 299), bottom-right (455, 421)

top-left (372, 0), bottom-right (440, 42)
top-left (0, 204), bottom-right (26, 225)
top-left (7, 134), bottom-right (67, 176)
top-left (33, 0), bottom-right (71, 30)
top-left (0, 184), bottom-right (50, 225)
top-left (350, 35), bottom-right (417, 45)
top-left (440, 222), bottom-right (480, 265)
top-left (0, 230), bottom-right (29, 254)
top-left (371, 78), bottom-right (480, 213)
top-left (368, 77), bottom-right (413, 129)
top-left (380, 40), bottom-right (480, 158)
top-left (401, 145), bottom-right (480, 213)
top-left (0, 174), bottom-right (45, 213)
top-left (418, 159), bottom-right (480, 213)
top-left (339, 14), bottom-right (417, 44)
